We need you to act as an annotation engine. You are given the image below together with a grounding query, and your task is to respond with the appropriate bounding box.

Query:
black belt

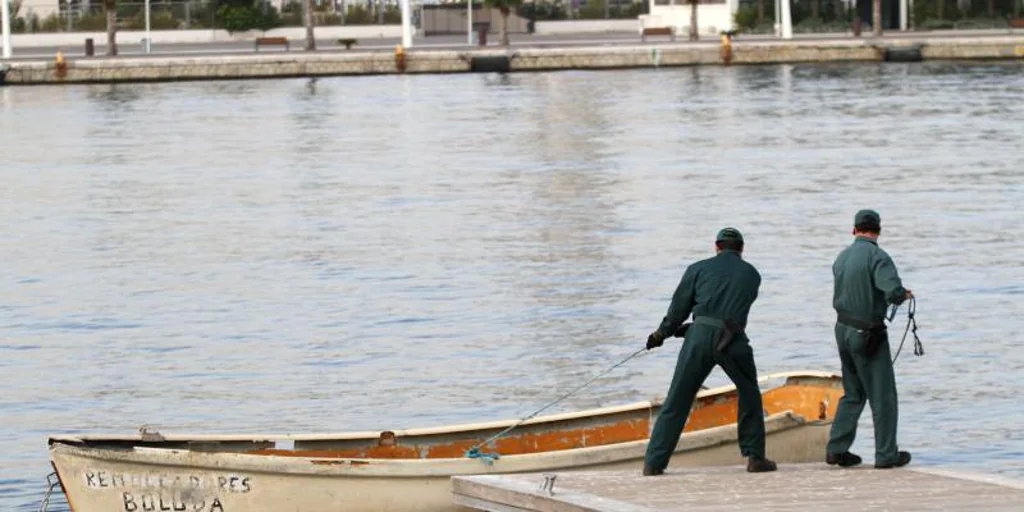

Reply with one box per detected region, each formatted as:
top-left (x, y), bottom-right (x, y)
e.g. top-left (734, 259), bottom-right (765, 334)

top-left (694, 316), bottom-right (744, 353)
top-left (836, 311), bottom-right (882, 331)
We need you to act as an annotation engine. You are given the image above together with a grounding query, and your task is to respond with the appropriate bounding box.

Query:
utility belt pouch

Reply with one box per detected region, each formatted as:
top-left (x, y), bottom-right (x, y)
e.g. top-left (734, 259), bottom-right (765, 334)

top-left (715, 318), bottom-right (742, 353)
top-left (864, 325), bottom-right (888, 358)
top-left (837, 311), bottom-right (887, 358)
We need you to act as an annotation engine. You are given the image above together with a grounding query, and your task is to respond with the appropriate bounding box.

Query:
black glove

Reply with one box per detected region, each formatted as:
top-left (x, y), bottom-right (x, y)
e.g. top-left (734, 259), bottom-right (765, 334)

top-left (646, 330), bottom-right (666, 350)
top-left (673, 322), bottom-right (693, 338)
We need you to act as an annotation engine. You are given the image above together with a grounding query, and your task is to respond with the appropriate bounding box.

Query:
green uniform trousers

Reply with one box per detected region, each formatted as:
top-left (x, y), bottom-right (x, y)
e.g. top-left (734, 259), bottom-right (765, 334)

top-left (644, 323), bottom-right (766, 471)
top-left (826, 323), bottom-right (901, 465)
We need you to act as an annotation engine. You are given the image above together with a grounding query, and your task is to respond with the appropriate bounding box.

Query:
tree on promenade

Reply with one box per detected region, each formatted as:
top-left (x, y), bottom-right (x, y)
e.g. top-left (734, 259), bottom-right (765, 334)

top-left (873, 0), bottom-right (882, 36)
top-left (104, 0), bottom-right (118, 56)
top-left (484, 0), bottom-right (523, 47)
top-left (689, 0), bottom-right (698, 41)
top-left (304, 0), bottom-right (316, 50)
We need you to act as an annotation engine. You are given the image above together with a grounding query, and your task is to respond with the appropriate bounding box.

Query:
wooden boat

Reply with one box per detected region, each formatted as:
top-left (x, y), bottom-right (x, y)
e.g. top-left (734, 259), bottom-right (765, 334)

top-left (48, 371), bottom-right (843, 512)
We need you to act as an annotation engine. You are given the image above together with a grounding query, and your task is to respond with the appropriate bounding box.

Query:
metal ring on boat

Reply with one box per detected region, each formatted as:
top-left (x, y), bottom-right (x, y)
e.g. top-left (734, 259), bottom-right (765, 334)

top-left (379, 431), bottom-right (397, 447)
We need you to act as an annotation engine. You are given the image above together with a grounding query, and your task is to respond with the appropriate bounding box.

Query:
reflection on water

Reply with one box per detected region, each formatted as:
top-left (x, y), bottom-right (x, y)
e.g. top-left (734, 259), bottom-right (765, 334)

top-left (1, 61), bottom-right (1023, 510)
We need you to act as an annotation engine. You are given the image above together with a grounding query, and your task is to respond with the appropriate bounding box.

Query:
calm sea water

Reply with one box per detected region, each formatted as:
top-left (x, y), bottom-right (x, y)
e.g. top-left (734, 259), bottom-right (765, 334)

top-left (1, 61), bottom-right (1022, 510)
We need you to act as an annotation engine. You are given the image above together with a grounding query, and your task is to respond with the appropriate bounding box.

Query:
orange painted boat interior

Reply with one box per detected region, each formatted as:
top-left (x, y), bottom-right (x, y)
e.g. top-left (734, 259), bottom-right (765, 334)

top-left (246, 378), bottom-right (844, 460)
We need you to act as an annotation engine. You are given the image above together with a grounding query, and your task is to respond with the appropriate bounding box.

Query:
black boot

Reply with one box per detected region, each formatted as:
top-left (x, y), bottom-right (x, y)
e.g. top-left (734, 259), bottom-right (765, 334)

top-left (826, 451), bottom-right (863, 467)
top-left (875, 451), bottom-right (912, 469)
top-left (747, 456), bottom-right (778, 473)
top-left (642, 464), bottom-right (664, 476)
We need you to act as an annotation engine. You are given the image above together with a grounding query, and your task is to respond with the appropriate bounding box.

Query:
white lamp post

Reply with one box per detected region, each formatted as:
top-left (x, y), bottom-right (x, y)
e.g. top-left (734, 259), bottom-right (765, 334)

top-left (1, 0), bottom-right (12, 59)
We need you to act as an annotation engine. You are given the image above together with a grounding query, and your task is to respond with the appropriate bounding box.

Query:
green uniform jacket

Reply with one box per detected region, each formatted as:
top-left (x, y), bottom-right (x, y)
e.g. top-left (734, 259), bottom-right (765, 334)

top-left (656, 250), bottom-right (761, 338)
top-left (832, 236), bottom-right (908, 324)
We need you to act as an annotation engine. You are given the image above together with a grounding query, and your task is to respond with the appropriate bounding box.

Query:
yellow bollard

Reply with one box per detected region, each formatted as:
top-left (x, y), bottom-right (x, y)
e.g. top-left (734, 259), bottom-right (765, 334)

top-left (720, 33), bottom-right (733, 65)
top-left (55, 51), bottom-right (68, 79)
top-left (394, 45), bottom-right (407, 74)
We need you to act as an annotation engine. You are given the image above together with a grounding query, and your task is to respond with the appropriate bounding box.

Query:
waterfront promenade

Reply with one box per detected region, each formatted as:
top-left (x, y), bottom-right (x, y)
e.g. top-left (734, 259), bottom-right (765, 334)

top-left (3, 27), bottom-right (1024, 61)
top-left (2, 30), bottom-right (1023, 85)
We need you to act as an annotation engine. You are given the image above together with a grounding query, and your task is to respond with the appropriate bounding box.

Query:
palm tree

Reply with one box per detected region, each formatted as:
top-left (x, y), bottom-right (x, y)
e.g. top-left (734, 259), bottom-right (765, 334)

top-left (689, 0), bottom-right (698, 41)
top-left (104, 0), bottom-right (117, 56)
top-left (757, 0), bottom-right (764, 25)
top-left (304, 0), bottom-right (316, 50)
top-left (872, 0), bottom-right (881, 36)
top-left (484, 0), bottom-right (523, 47)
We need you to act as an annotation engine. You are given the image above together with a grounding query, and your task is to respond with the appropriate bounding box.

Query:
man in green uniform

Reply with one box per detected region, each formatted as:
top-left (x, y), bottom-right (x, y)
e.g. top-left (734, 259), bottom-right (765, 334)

top-left (826, 209), bottom-right (913, 469)
top-left (642, 228), bottom-right (777, 475)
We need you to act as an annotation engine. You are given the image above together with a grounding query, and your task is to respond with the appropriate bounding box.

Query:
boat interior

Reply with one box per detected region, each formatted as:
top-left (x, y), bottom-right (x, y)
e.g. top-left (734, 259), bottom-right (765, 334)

top-left (50, 373), bottom-right (841, 460)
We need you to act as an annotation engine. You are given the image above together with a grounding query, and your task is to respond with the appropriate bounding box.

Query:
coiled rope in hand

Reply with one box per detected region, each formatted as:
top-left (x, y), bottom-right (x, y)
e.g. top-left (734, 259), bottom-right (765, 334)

top-left (889, 296), bottom-right (924, 364)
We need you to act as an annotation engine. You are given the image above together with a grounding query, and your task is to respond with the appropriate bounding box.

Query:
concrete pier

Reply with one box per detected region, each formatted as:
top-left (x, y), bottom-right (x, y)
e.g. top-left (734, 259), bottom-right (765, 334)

top-left (451, 463), bottom-right (1024, 511)
top-left (2, 36), bottom-right (1023, 86)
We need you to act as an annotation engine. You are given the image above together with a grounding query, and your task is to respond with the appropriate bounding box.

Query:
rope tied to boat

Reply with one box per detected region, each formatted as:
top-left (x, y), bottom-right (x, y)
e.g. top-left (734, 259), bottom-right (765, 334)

top-left (889, 296), bottom-right (924, 364)
top-left (465, 347), bottom-right (649, 463)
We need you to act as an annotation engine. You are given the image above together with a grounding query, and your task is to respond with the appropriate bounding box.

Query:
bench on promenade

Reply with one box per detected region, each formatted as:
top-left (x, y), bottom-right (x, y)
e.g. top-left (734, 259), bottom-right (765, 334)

top-left (338, 38), bottom-right (358, 50)
top-left (254, 37), bottom-right (290, 52)
top-left (641, 26), bottom-right (675, 42)
top-left (1010, 19), bottom-right (1024, 29)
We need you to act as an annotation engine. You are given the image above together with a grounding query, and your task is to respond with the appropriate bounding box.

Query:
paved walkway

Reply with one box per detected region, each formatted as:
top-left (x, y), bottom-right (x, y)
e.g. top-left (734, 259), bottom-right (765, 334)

top-left (5, 28), bottom-right (1024, 62)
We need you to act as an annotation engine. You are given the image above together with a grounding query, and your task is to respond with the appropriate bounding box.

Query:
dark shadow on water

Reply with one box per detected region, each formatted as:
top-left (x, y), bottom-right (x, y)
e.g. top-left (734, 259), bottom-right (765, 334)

top-left (195, 80), bottom-right (260, 97)
top-left (304, 77), bottom-right (320, 96)
top-left (480, 73), bottom-right (519, 88)
top-left (288, 77), bottom-right (336, 156)
top-left (85, 83), bottom-right (143, 111)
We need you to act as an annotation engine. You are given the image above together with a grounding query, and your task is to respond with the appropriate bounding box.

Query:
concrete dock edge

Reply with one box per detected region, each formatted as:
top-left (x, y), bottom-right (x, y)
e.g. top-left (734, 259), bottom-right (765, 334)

top-left (450, 464), bottom-right (1024, 512)
top-left (2, 36), bottom-right (1023, 86)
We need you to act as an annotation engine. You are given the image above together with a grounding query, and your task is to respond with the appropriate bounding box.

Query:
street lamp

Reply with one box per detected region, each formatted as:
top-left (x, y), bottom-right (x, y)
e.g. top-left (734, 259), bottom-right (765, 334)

top-left (780, 0), bottom-right (792, 39)
top-left (1, 0), bottom-right (12, 59)
top-left (401, 0), bottom-right (412, 48)
top-left (145, 0), bottom-right (152, 53)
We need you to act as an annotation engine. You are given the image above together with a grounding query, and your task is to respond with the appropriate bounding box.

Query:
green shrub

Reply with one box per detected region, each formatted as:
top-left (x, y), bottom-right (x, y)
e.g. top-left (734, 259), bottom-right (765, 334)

top-left (76, 13), bottom-right (107, 31)
top-left (383, 5), bottom-right (401, 24)
top-left (734, 5), bottom-right (758, 31)
top-left (124, 11), bottom-right (182, 30)
top-left (918, 18), bottom-right (955, 30)
top-left (40, 13), bottom-right (61, 32)
top-left (344, 5), bottom-right (373, 25)
top-left (12, 16), bottom-right (28, 33)
top-left (610, 2), bottom-right (645, 18)
top-left (216, 4), bottom-right (282, 33)
top-left (517, 0), bottom-right (567, 20)
top-left (280, 12), bottom-right (302, 26)
top-left (578, 0), bottom-right (607, 19)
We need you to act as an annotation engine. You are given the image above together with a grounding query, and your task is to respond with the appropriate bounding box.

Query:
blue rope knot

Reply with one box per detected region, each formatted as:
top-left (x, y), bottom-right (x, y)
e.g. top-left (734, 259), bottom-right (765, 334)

top-left (465, 447), bottom-right (500, 465)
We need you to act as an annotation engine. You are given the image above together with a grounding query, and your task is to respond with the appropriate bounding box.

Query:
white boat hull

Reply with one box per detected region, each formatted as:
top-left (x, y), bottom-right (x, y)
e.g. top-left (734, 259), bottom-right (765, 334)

top-left (51, 412), bottom-right (832, 512)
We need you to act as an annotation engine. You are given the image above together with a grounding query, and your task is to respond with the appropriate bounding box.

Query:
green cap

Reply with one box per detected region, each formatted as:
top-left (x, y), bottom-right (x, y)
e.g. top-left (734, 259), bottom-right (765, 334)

top-left (716, 227), bottom-right (744, 243)
top-left (854, 209), bottom-right (881, 227)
